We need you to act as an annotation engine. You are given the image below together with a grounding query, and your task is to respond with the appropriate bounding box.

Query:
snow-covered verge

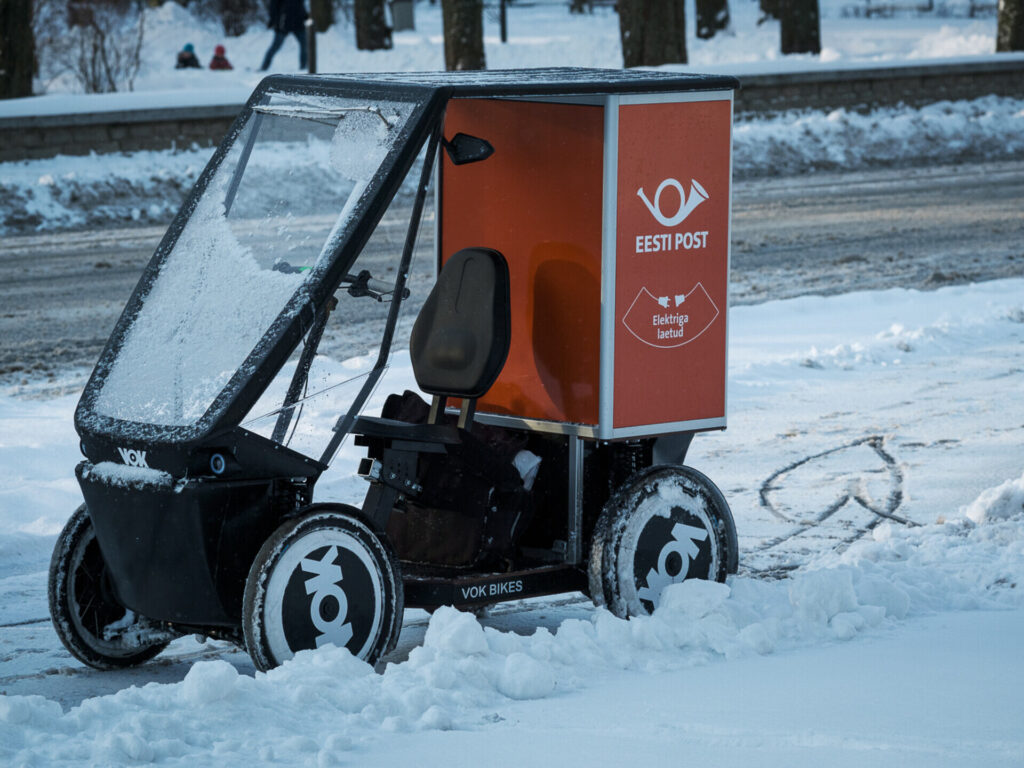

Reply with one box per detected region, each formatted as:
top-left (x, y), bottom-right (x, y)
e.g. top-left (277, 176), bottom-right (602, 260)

top-left (1, 513), bottom-right (1022, 766)
top-left (734, 95), bottom-right (1024, 176)
top-left (0, 149), bottom-right (206, 234)
top-left (3, 94), bottom-right (1022, 234)
top-left (1, 277), bottom-right (1022, 765)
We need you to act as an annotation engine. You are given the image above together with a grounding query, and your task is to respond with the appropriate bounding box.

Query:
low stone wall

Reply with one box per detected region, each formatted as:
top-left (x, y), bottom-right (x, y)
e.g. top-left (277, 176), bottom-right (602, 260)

top-left (2, 58), bottom-right (1023, 162)
top-left (0, 105), bottom-right (239, 162)
top-left (733, 58), bottom-right (1024, 114)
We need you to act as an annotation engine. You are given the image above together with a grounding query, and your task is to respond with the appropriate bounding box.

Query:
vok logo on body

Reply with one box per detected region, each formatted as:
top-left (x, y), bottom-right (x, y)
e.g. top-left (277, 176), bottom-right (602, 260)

top-left (635, 177), bottom-right (710, 255)
top-left (117, 446), bottom-right (149, 468)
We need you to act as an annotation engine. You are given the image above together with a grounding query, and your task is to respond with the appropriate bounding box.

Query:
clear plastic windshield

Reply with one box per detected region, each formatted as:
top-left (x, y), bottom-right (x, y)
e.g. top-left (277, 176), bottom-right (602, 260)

top-left (241, 145), bottom-right (438, 461)
top-left (91, 93), bottom-right (417, 428)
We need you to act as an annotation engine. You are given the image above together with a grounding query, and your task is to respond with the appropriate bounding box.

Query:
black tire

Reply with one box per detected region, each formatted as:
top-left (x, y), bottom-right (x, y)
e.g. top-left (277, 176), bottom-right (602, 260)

top-left (588, 465), bottom-right (738, 619)
top-left (243, 507), bottom-right (404, 672)
top-left (48, 505), bottom-right (169, 669)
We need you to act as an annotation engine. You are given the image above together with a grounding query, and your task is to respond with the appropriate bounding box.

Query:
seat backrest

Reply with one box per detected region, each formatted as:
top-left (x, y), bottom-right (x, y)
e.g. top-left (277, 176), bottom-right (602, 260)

top-left (410, 248), bottom-right (511, 400)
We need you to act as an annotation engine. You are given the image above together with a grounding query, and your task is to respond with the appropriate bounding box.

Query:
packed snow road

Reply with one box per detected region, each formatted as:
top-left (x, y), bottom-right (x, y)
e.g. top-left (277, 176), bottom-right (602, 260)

top-left (1, 159), bottom-right (1022, 392)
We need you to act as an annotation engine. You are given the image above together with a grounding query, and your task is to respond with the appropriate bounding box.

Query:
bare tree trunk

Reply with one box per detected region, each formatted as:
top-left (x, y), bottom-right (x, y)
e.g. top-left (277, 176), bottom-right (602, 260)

top-left (441, 0), bottom-right (485, 71)
top-left (780, 0), bottom-right (820, 55)
top-left (1, 0), bottom-right (35, 98)
top-left (997, 0), bottom-right (1024, 51)
top-left (618, 0), bottom-right (687, 67)
top-left (355, 0), bottom-right (392, 50)
top-left (311, 0), bottom-right (332, 32)
top-left (696, 0), bottom-right (730, 39)
top-left (759, 0), bottom-right (780, 19)
top-left (221, 0), bottom-right (258, 37)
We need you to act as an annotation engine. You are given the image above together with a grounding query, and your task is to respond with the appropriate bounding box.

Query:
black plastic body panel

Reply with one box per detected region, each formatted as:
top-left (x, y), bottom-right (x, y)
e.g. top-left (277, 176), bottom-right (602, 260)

top-left (78, 425), bottom-right (325, 480)
top-left (77, 462), bottom-right (294, 626)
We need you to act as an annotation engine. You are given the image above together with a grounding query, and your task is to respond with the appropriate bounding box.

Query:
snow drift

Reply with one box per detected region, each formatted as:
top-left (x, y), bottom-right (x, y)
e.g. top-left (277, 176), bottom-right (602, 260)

top-left (1, 505), bottom-right (1021, 765)
top-left (2, 275), bottom-right (1023, 765)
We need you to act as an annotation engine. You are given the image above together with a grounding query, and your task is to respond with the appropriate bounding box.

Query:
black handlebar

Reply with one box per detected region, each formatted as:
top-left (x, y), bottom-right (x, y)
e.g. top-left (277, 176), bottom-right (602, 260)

top-left (271, 261), bottom-right (409, 302)
top-left (345, 269), bottom-right (410, 301)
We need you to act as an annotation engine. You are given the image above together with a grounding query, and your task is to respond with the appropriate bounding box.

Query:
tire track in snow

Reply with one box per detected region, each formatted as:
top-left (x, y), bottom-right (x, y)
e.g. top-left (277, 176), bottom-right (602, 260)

top-left (743, 435), bottom-right (916, 577)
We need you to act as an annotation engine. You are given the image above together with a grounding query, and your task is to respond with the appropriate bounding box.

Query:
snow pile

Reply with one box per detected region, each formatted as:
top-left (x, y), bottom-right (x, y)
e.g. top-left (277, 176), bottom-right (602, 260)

top-left (1, 503), bottom-right (1021, 764)
top-left (734, 95), bottom-right (1024, 176)
top-left (0, 148), bottom-right (207, 233)
top-left (905, 22), bottom-right (997, 59)
top-left (961, 471), bottom-right (1024, 524)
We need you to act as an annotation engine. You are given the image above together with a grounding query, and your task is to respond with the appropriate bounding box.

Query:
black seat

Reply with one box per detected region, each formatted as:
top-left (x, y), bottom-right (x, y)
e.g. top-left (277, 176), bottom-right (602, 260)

top-left (411, 248), bottom-right (510, 402)
top-left (355, 247), bottom-right (511, 439)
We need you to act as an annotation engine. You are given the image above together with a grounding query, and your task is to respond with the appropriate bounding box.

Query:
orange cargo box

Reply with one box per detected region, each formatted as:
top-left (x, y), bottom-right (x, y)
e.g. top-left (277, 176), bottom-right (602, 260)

top-left (440, 91), bottom-right (733, 440)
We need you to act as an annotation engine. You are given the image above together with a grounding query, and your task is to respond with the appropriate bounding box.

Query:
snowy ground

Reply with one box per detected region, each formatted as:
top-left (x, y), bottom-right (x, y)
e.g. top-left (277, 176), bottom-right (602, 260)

top-left (1, 277), bottom-right (1022, 765)
top-left (19, 0), bottom-right (1014, 98)
top-left (2, 1), bottom-right (1023, 762)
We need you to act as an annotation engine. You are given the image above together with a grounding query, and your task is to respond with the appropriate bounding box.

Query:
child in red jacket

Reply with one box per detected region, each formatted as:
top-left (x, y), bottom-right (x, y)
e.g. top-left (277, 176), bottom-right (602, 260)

top-left (209, 45), bottom-right (233, 71)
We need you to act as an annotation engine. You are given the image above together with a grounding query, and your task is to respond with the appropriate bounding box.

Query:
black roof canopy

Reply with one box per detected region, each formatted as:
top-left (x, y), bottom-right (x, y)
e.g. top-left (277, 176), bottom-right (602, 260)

top-left (259, 67), bottom-right (739, 101)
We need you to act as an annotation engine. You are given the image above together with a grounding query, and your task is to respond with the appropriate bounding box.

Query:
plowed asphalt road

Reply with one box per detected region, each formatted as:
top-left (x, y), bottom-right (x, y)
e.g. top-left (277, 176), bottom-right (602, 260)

top-left (1, 159), bottom-right (1022, 392)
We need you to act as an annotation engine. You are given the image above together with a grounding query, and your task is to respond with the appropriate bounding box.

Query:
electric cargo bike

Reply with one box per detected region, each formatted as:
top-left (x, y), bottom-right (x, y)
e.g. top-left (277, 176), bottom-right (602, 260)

top-left (50, 69), bottom-right (741, 672)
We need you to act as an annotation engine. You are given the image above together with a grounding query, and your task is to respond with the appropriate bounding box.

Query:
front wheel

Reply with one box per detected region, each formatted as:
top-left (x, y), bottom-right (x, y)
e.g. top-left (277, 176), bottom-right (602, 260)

top-left (588, 465), bottom-right (738, 619)
top-left (48, 505), bottom-right (169, 669)
top-left (243, 507), bottom-right (404, 672)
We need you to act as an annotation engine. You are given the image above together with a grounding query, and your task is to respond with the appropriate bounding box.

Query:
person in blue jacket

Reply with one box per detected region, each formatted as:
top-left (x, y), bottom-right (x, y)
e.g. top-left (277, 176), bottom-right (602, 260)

top-left (176, 43), bottom-right (201, 69)
top-left (260, 0), bottom-right (308, 71)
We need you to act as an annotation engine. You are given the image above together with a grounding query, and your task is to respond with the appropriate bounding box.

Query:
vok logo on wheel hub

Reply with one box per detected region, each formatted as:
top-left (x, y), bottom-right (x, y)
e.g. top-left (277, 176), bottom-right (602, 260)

top-left (279, 543), bottom-right (379, 657)
top-left (299, 546), bottom-right (353, 649)
top-left (633, 508), bottom-right (714, 611)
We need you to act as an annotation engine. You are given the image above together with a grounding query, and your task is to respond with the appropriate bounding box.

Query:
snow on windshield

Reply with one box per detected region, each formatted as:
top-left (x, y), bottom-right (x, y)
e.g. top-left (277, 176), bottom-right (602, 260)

top-left (91, 94), bottom-right (415, 428)
top-left (94, 183), bottom-right (307, 426)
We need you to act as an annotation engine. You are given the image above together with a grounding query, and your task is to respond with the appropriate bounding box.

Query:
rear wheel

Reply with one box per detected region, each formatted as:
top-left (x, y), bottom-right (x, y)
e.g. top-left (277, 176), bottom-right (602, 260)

top-left (243, 507), bottom-right (403, 672)
top-left (48, 505), bottom-right (169, 669)
top-left (588, 465), bottom-right (738, 619)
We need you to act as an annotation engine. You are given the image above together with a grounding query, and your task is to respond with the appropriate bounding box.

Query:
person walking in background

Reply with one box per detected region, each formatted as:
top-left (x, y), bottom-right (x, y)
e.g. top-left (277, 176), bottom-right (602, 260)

top-left (260, 0), bottom-right (308, 71)
top-left (175, 43), bottom-right (201, 69)
top-left (209, 44), bottom-right (233, 70)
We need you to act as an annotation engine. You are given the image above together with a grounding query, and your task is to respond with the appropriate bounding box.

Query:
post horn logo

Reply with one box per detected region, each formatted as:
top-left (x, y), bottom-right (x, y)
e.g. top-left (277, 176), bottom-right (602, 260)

top-left (637, 178), bottom-right (709, 227)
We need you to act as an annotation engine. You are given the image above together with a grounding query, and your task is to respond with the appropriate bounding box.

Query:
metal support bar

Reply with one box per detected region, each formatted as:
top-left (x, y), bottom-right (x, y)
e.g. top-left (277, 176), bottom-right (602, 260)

top-left (360, 448), bottom-right (418, 531)
top-left (566, 435), bottom-right (585, 565)
top-left (305, 19), bottom-right (317, 75)
top-left (223, 110), bottom-right (265, 215)
top-left (320, 122), bottom-right (443, 466)
top-left (271, 301), bottom-right (332, 444)
top-left (457, 398), bottom-right (476, 430)
top-left (428, 395), bottom-right (448, 424)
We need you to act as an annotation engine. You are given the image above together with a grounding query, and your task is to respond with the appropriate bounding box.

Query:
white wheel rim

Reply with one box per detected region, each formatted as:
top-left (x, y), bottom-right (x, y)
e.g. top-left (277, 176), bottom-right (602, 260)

top-left (617, 475), bottom-right (720, 615)
top-left (263, 527), bottom-right (386, 665)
